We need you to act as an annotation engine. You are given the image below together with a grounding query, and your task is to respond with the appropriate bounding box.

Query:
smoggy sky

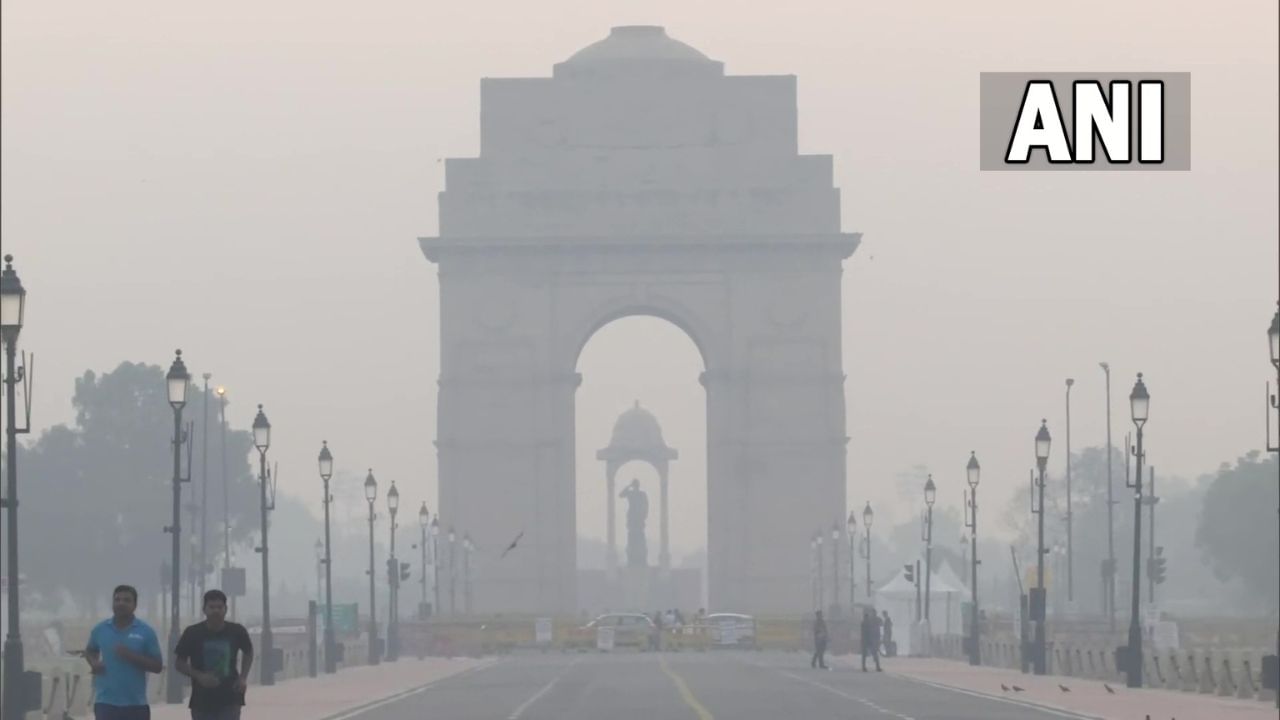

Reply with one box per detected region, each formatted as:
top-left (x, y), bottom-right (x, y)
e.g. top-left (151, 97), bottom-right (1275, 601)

top-left (2, 1), bottom-right (1277, 559)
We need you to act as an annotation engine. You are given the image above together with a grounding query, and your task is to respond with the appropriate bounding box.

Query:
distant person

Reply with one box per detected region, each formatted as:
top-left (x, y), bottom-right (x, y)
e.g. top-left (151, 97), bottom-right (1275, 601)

top-left (84, 585), bottom-right (164, 720)
top-left (860, 608), bottom-right (882, 672)
top-left (881, 611), bottom-right (895, 657)
top-left (810, 610), bottom-right (829, 669)
top-left (175, 590), bottom-right (254, 720)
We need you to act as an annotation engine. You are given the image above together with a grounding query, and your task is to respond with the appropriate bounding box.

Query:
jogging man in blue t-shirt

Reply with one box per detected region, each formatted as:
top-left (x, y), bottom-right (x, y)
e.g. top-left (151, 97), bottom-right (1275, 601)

top-left (84, 585), bottom-right (164, 720)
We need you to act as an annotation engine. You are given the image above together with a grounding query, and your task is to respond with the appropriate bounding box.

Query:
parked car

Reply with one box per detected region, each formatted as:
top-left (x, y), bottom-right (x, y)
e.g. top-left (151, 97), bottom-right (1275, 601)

top-left (704, 613), bottom-right (757, 648)
top-left (582, 613), bottom-right (656, 650)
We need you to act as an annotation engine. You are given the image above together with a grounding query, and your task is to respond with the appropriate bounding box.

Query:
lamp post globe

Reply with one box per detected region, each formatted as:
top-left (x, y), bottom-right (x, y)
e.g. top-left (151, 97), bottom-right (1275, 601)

top-left (364, 470), bottom-right (377, 503)
top-left (1035, 419), bottom-right (1051, 469)
top-left (1268, 303), bottom-right (1279, 368)
top-left (924, 475), bottom-right (937, 507)
top-left (166, 350), bottom-right (190, 408)
top-left (1130, 373), bottom-right (1150, 426)
top-left (419, 502), bottom-right (430, 528)
top-left (318, 441), bottom-right (333, 481)
top-left (252, 405), bottom-right (271, 452)
top-left (862, 502), bottom-right (873, 529)
top-left (0, 255), bottom-right (26, 343)
top-left (387, 481), bottom-right (400, 514)
top-left (967, 451), bottom-right (980, 489)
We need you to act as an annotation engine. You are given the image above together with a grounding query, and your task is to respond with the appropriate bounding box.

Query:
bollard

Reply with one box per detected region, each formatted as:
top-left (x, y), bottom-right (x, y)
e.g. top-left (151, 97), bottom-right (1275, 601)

top-left (1199, 652), bottom-right (1216, 694)
top-left (1238, 655), bottom-right (1258, 700)
top-left (1218, 656), bottom-right (1236, 696)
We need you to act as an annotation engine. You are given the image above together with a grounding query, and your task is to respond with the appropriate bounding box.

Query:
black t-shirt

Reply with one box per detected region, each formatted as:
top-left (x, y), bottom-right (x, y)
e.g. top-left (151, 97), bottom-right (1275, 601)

top-left (175, 621), bottom-right (253, 709)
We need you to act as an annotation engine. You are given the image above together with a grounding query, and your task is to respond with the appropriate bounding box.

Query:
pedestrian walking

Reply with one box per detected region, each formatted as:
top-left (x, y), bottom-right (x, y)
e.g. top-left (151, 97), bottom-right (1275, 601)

top-left (83, 585), bottom-right (164, 720)
top-left (860, 608), bottom-right (882, 672)
top-left (810, 610), bottom-right (829, 669)
top-left (881, 610), bottom-right (895, 657)
top-left (174, 590), bottom-right (254, 720)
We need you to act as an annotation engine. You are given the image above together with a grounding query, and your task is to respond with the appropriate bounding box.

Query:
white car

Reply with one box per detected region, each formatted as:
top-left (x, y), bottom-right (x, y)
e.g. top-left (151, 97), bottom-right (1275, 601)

top-left (704, 613), bottom-right (757, 648)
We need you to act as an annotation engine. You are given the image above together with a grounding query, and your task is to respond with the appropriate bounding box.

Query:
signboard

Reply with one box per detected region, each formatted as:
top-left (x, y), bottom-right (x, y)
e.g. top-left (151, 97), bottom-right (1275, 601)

top-left (596, 625), bottom-right (615, 651)
top-left (311, 603), bottom-right (358, 635)
top-left (535, 618), bottom-right (553, 645)
top-left (221, 567), bottom-right (246, 597)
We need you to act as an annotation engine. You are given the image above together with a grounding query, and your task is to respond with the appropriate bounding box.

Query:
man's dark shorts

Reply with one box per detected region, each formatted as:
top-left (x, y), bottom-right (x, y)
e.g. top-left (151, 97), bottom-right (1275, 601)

top-left (191, 708), bottom-right (242, 720)
top-left (94, 704), bottom-right (151, 720)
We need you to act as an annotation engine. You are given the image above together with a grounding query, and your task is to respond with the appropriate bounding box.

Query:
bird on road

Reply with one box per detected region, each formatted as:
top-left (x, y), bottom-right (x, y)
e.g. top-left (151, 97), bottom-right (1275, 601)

top-left (499, 531), bottom-right (524, 559)
top-left (1011, 685), bottom-right (1025, 692)
top-left (1058, 684), bottom-right (1071, 692)
top-left (1000, 684), bottom-right (1010, 692)
top-left (1104, 683), bottom-right (1115, 694)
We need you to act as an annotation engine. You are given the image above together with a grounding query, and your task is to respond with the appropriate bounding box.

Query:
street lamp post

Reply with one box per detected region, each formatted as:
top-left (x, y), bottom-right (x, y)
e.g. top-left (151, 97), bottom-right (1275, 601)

top-left (431, 518), bottom-right (440, 618)
top-left (317, 442), bottom-right (336, 674)
top-left (364, 470), bottom-right (380, 666)
top-left (830, 523), bottom-right (840, 616)
top-left (418, 504), bottom-right (430, 618)
top-left (815, 531), bottom-right (825, 612)
top-left (809, 535), bottom-right (818, 610)
top-left (252, 405), bottom-right (275, 686)
top-left (216, 387), bottom-right (232, 620)
top-left (199, 373), bottom-right (211, 607)
top-left (1265, 303), bottom-right (1279, 710)
top-left (386, 481), bottom-right (400, 661)
top-left (448, 527), bottom-right (457, 616)
top-left (1065, 378), bottom-right (1075, 605)
top-left (862, 503), bottom-right (873, 598)
top-left (1124, 374), bottom-right (1150, 688)
top-left (1032, 420), bottom-right (1051, 675)
top-left (463, 533), bottom-right (474, 615)
top-left (1, 255), bottom-right (30, 720)
top-left (922, 475), bottom-right (936, 624)
top-left (164, 350), bottom-right (191, 703)
top-left (965, 452), bottom-right (981, 665)
top-left (1099, 362), bottom-right (1116, 632)
top-left (846, 511), bottom-right (857, 608)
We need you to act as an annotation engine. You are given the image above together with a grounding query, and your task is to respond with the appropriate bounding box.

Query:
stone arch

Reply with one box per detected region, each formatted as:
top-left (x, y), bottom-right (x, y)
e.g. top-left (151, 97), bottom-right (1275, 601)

top-left (420, 26), bottom-right (859, 614)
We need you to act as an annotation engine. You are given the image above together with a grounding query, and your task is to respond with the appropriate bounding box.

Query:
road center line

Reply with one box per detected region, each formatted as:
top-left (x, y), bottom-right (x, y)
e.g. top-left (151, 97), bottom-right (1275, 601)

top-left (659, 655), bottom-right (715, 720)
top-left (507, 657), bottom-right (582, 720)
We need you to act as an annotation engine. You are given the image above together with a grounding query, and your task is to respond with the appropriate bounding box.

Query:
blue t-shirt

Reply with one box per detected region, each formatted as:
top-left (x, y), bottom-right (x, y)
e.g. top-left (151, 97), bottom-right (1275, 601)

top-left (86, 617), bottom-right (163, 707)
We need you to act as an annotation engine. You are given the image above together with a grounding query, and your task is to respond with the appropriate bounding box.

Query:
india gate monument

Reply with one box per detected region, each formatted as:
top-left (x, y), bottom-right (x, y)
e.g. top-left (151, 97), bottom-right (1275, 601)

top-left (420, 25), bottom-right (860, 614)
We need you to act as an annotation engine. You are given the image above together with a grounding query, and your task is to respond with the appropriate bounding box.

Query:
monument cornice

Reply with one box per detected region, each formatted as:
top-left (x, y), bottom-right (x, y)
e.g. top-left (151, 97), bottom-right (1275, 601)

top-left (419, 232), bottom-right (861, 262)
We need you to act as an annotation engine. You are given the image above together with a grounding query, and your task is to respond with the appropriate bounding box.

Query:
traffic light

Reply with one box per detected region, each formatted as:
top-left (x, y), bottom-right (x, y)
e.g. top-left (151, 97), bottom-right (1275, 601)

top-left (386, 558), bottom-right (398, 588)
top-left (1148, 547), bottom-right (1167, 585)
top-left (399, 562), bottom-right (411, 583)
top-left (904, 564), bottom-right (915, 584)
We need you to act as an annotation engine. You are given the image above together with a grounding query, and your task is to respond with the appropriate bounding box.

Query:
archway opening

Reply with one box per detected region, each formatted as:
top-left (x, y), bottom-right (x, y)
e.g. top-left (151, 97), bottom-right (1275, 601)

top-left (574, 315), bottom-right (707, 615)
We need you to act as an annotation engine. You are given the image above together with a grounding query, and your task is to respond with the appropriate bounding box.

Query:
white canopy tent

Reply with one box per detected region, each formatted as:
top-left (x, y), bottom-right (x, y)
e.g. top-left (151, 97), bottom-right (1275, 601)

top-left (872, 559), bottom-right (967, 657)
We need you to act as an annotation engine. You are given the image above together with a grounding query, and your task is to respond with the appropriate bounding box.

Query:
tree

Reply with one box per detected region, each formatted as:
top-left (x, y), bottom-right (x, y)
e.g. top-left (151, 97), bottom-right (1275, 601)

top-left (1195, 451), bottom-right (1280, 611)
top-left (15, 361), bottom-right (262, 615)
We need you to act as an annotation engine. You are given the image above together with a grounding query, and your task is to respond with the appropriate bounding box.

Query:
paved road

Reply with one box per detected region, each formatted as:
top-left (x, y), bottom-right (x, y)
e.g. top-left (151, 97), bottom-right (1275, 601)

top-left (334, 651), bottom-right (1091, 720)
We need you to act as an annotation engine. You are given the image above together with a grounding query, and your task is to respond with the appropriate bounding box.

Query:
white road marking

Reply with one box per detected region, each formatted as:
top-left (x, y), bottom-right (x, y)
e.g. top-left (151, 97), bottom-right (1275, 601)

top-left (508, 657), bottom-right (582, 720)
top-left (323, 661), bottom-right (495, 720)
top-left (779, 671), bottom-right (915, 720)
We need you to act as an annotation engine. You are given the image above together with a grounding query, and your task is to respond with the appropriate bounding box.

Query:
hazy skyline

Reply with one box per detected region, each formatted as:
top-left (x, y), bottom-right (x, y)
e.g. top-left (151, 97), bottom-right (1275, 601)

top-left (2, 1), bottom-right (1276, 559)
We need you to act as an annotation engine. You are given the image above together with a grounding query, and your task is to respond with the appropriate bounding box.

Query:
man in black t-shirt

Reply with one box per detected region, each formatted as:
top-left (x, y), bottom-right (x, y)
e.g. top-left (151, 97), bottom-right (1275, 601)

top-left (175, 590), bottom-right (254, 720)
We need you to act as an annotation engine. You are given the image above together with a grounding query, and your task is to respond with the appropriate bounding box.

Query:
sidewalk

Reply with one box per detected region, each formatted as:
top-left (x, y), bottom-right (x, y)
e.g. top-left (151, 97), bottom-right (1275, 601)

top-left (150, 657), bottom-right (492, 720)
top-left (855, 657), bottom-right (1274, 720)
